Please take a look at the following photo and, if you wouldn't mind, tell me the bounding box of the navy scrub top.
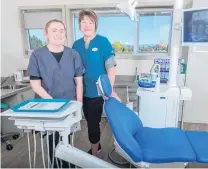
[27,46,84,100]
[72,34,115,98]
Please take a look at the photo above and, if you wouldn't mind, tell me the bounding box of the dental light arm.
[55,143,117,168]
[128,0,138,8]
[116,0,138,21]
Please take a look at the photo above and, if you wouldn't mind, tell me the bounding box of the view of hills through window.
[138,12,171,53]
[27,12,171,54]
[28,29,47,50]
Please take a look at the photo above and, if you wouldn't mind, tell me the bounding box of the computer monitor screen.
[182,8,208,45]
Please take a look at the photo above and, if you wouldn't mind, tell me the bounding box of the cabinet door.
[16,89,34,103]
[22,89,34,100]
[138,93,167,128]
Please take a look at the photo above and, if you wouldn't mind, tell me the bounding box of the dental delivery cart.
[1,98,116,168]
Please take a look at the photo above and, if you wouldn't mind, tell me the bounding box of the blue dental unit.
[2,74,208,169]
[98,74,208,167]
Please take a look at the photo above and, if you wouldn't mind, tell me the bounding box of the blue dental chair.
[97,74,208,167]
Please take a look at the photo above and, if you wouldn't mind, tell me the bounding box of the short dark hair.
[79,9,98,30]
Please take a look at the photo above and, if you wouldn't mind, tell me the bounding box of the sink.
[14,84,28,89]
[1,84,28,90]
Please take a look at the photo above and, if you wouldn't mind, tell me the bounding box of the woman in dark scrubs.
[28,19,84,168]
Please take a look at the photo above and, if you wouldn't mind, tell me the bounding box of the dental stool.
[1,103,20,151]
[97,74,208,168]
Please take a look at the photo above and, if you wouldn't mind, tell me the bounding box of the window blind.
[23,10,63,29]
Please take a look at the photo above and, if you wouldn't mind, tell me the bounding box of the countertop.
[1,81,136,99]
[1,83,31,99]
[114,81,137,88]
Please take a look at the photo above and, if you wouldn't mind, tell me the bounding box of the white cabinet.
[137,74,186,128]
[138,91,167,128]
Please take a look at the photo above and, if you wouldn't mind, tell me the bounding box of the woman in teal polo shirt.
[72,9,120,156]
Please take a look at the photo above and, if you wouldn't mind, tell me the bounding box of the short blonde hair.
[78,9,98,30]
[45,19,66,32]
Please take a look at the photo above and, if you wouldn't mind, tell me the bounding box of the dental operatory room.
[1,0,208,168]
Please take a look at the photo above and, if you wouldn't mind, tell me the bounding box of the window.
[138,11,172,53]
[74,15,134,54]
[21,7,172,57]
[28,29,47,50]
[72,9,172,56]
[21,9,64,55]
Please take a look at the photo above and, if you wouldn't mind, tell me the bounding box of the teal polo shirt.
[72,34,115,98]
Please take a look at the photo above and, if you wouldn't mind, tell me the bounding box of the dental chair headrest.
[97,74,112,98]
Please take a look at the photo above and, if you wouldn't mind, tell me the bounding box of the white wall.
[192,0,208,7]
[116,59,154,75]
[1,0,26,76]
[1,0,173,77]
[183,0,208,123]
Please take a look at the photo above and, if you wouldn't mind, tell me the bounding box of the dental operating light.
[116,0,139,21]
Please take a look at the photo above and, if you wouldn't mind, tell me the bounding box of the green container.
[181,63,186,74]
[1,103,8,109]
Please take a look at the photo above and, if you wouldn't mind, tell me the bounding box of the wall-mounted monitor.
[182,7,208,46]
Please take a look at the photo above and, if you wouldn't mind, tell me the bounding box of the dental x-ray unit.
[135,0,193,128]
[116,0,192,128]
